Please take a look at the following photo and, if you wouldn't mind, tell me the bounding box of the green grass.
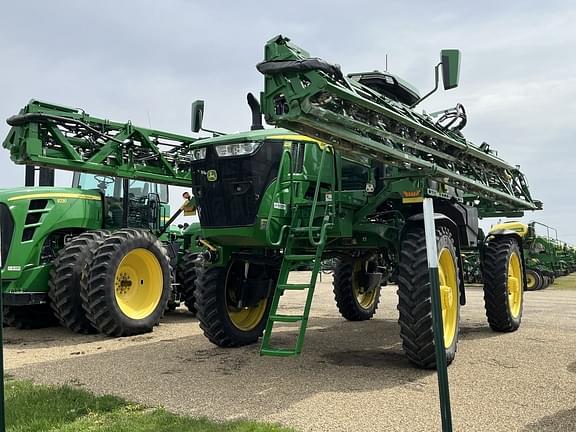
[5,380,295,432]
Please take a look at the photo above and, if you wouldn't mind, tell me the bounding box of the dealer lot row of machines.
[1,35,540,367]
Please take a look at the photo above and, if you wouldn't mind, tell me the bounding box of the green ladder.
[260,208,332,357]
[260,144,336,357]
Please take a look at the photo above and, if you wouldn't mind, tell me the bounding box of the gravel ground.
[5,273,576,431]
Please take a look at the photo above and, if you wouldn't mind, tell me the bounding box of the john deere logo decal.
[207,169,218,182]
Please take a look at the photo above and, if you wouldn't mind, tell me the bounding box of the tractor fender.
[403,213,466,306]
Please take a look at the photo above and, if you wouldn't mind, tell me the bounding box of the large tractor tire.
[482,236,523,332]
[397,226,460,369]
[82,229,172,337]
[525,269,542,291]
[195,261,274,347]
[333,256,381,321]
[3,304,57,329]
[48,230,109,333]
[177,251,199,314]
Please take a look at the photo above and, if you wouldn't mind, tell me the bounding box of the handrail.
[266,148,294,246]
[307,145,335,246]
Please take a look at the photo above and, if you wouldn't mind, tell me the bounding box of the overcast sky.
[1,1,574,241]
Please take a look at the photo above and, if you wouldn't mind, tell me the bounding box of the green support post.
[423,198,453,432]
[0,257,5,432]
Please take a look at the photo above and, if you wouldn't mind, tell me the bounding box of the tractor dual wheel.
[195,261,274,347]
[48,230,109,333]
[525,269,543,291]
[397,226,460,369]
[333,256,382,321]
[82,228,172,337]
[177,251,199,314]
[3,304,57,329]
[482,236,523,332]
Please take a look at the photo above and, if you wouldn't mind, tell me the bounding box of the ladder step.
[284,254,315,261]
[270,314,303,323]
[278,283,310,291]
[260,348,298,357]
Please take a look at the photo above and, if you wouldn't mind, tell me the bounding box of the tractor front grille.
[0,203,14,268]
[191,141,284,228]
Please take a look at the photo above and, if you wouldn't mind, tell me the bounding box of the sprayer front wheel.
[195,262,274,347]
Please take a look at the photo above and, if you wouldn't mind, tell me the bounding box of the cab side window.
[341,158,369,190]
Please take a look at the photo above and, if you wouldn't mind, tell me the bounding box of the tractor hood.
[0,186,101,204]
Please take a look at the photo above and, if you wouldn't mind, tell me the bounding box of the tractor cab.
[72,173,169,230]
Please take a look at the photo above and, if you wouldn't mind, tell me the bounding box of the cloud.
[0,0,574,241]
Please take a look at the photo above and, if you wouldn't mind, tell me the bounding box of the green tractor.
[1,102,201,335]
[487,221,571,290]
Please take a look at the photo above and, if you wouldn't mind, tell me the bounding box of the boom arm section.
[3,100,197,187]
[257,36,541,215]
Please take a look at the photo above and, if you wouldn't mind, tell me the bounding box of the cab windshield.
[72,173,169,203]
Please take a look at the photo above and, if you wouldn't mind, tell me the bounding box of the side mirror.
[147,192,159,209]
[440,49,460,90]
[191,100,205,133]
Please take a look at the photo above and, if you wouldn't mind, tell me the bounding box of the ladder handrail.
[266,148,294,246]
[307,145,335,246]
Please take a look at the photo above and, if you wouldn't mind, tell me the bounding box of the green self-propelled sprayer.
[1,36,541,368]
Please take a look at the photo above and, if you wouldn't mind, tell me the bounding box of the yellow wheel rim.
[114,248,163,320]
[526,272,537,290]
[438,248,458,348]
[352,260,379,310]
[226,264,268,331]
[508,252,523,318]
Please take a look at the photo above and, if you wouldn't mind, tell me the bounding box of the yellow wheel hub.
[114,248,163,320]
[226,264,267,332]
[352,260,379,310]
[438,248,458,348]
[526,272,536,290]
[507,252,523,318]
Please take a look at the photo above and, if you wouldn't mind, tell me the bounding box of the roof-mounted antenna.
[385,54,388,72]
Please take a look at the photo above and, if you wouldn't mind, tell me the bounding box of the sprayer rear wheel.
[397,226,460,369]
[333,257,381,321]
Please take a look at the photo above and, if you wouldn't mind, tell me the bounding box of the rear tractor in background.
[1,102,202,336]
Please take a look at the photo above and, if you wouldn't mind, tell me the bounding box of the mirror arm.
[200,127,226,137]
[193,106,226,137]
[410,62,441,109]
